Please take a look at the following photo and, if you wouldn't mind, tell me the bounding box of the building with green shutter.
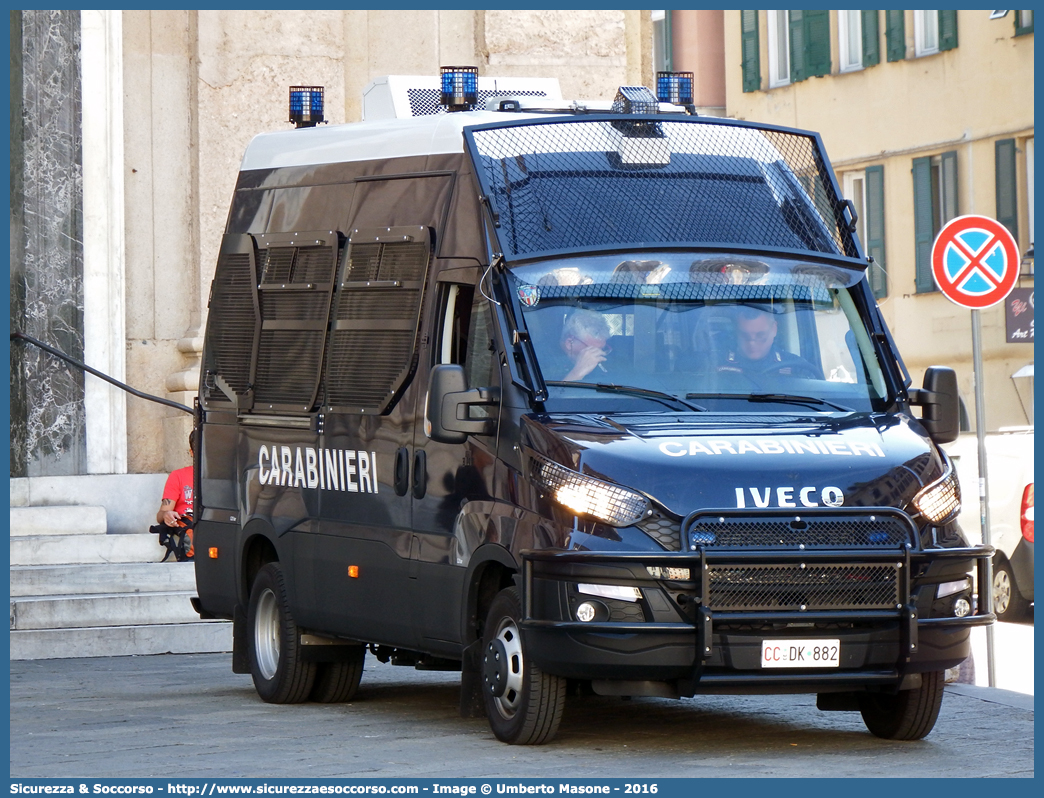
[716,10,1034,429]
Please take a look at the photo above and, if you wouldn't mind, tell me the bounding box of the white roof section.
[362,74,563,121]
[239,109,566,172]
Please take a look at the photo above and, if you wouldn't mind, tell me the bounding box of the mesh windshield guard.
[464,116,861,263]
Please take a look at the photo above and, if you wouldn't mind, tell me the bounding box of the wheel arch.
[461,544,519,645]
[240,521,280,607]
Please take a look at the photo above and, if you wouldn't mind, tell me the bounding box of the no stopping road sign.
[932,215,1020,309]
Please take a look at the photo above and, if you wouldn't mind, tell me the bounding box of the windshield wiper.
[547,381,706,412]
[684,392,854,413]
[747,393,855,413]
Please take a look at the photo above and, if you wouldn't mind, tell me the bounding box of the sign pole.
[970,309,996,688]
[930,214,1019,691]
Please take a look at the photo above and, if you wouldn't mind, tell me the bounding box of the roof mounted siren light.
[440,66,478,112]
[656,71,697,115]
[289,86,325,129]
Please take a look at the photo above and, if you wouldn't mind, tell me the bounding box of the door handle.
[412,449,427,499]
[394,446,409,496]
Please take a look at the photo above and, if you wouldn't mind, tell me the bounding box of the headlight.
[911,455,961,524]
[532,455,649,527]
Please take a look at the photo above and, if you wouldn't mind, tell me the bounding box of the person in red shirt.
[156,431,194,527]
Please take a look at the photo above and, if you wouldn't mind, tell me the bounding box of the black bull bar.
[520,543,995,663]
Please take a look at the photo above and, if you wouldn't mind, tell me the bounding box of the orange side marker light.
[208,547,219,559]
[348,565,360,578]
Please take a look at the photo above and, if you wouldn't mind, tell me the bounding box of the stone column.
[10,10,87,477]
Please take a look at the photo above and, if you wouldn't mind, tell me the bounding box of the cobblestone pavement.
[9,653,1034,779]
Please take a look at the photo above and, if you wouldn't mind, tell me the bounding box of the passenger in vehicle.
[717,306,821,379]
[558,308,612,381]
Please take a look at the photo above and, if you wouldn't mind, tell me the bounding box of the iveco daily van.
[191,71,993,744]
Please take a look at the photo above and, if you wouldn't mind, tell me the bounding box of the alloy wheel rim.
[993,569,1012,614]
[254,587,281,680]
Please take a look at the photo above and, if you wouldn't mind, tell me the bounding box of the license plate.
[761,639,840,668]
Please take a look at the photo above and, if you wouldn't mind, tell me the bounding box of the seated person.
[552,308,612,382]
[717,306,821,379]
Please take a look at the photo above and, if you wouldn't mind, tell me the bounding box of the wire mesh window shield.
[465,116,860,263]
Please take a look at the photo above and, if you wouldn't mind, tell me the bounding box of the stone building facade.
[10,9,654,486]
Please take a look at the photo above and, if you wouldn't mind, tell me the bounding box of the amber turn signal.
[348,565,359,578]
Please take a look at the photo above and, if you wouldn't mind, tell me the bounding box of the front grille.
[685,513,915,550]
[708,563,900,612]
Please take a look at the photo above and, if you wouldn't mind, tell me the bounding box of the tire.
[993,557,1031,622]
[310,647,366,703]
[247,562,316,703]
[481,587,566,745]
[859,670,945,740]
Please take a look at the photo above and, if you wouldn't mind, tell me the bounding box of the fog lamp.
[953,597,972,618]
[911,458,961,524]
[289,86,324,128]
[576,602,597,622]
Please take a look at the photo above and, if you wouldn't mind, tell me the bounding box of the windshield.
[508,252,892,415]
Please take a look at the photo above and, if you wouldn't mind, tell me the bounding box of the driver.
[718,306,820,378]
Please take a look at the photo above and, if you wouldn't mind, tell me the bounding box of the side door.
[308,225,433,647]
[409,278,502,650]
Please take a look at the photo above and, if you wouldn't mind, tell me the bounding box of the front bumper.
[521,524,993,695]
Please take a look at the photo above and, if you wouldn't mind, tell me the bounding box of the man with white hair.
[558,308,611,381]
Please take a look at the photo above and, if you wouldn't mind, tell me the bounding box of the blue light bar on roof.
[289,86,325,128]
[656,71,694,106]
[440,66,478,111]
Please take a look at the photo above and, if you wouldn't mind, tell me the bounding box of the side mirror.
[426,364,499,444]
[910,366,960,444]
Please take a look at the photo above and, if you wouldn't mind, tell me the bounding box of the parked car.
[948,427,1034,621]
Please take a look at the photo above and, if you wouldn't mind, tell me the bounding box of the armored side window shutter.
[912,156,936,293]
[789,10,807,83]
[862,10,881,68]
[938,10,958,52]
[324,226,432,414]
[741,10,761,93]
[886,10,906,62]
[803,9,831,78]
[252,231,341,413]
[995,138,1019,241]
[865,165,887,298]
[201,233,260,409]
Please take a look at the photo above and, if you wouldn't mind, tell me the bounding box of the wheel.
[859,670,945,740]
[993,557,1031,622]
[481,587,566,745]
[310,647,366,703]
[247,562,316,703]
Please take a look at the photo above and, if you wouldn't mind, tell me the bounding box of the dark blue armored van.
[192,72,993,744]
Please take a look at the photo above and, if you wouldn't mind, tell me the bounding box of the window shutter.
[938,10,958,51]
[912,157,936,293]
[251,231,341,413]
[741,10,761,93]
[789,10,807,82]
[865,165,887,298]
[862,10,880,67]
[324,226,432,414]
[941,150,959,222]
[1014,11,1034,36]
[995,138,1019,241]
[803,9,831,77]
[886,10,906,62]
[201,234,260,409]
